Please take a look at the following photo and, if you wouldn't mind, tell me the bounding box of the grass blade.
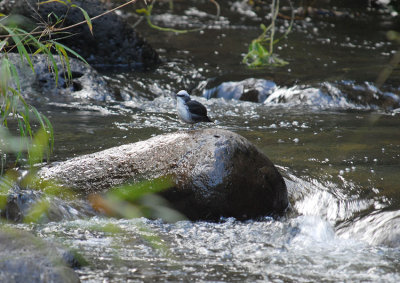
[0,24,35,73]
[15,28,60,85]
[71,5,93,35]
[8,61,21,93]
[52,41,88,64]
[54,42,71,81]
[39,0,67,5]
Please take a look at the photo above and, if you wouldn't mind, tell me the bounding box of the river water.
[6,1,400,282]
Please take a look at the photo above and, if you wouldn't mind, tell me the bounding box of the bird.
[176,90,212,125]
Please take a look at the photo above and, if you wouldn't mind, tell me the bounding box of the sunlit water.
[11,216,400,282]
[5,1,400,282]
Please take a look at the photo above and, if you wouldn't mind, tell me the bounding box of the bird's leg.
[186,124,194,131]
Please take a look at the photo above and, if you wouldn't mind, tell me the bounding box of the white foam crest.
[230,0,258,18]
[15,216,400,282]
[47,102,119,116]
[337,210,400,247]
[264,85,363,109]
[289,215,336,246]
[284,172,373,225]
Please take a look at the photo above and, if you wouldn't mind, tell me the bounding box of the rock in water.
[39,129,288,220]
[5,53,113,101]
[0,229,80,283]
[0,0,160,68]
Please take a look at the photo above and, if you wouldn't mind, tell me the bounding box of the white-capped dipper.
[176,90,212,124]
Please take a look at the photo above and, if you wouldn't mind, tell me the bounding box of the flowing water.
[5,1,400,282]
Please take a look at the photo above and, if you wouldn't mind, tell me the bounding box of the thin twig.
[269,0,277,55]
[53,0,139,32]
[210,0,220,19]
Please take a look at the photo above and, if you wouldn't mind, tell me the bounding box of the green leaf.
[260,23,267,32]
[248,41,257,52]
[109,175,175,202]
[52,41,88,65]
[9,61,21,93]
[16,118,28,163]
[41,115,54,158]
[0,173,16,209]
[0,94,13,126]
[30,106,47,134]
[136,8,150,16]
[71,5,93,35]
[20,106,33,138]
[0,25,35,73]
[28,128,51,166]
[14,28,60,85]
[0,57,11,95]
[32,42,50,56]
[24,199,50,223]
[30,106,54,161]
[0,40,7,52]
[54,42,72,81]
[254,42,267,56]
[39,0,67,5]
[0,126,28,154]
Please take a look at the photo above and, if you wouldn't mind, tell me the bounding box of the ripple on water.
[11,216,400,282]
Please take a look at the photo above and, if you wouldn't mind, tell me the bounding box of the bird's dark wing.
[186,100,208,116]
[187,100,212,122]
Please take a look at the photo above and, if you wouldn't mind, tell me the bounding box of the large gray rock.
[0,0,160,68]
[0,228,80,283]
[38,129,288,220]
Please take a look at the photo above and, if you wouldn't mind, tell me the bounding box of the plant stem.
[269,0,276,55]
[53,0,138,32]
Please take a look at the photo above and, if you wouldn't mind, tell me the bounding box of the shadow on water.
[5,0,400,282]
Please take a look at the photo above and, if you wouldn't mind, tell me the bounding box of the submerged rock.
[0,228,80,283]
[0,0,160,68]
[38,129,288,220]
[5,53,113,101]
[0,184,96,223]
[203,78,276,103]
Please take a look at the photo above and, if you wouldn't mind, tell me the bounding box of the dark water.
[6,1,400,282]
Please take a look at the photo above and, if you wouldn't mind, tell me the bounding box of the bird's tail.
[205,116,213,122]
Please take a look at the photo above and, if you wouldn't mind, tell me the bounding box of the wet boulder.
[6,53,113,101]
[0,228,80,283]
[0,184,96,223]
[203,78,276,103]
[0,0,160,68]
[322,81,400,110]
[38,129,288,220]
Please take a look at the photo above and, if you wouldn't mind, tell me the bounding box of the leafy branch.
[0,25,57,166]
[0,0,146,171]
[243,0,294,68]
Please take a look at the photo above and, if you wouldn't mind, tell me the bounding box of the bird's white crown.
[177,90,190,99]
